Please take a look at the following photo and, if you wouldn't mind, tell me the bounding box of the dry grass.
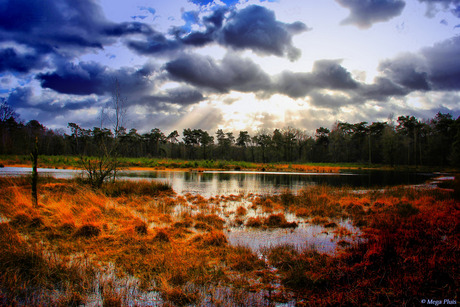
[0,175,457,306]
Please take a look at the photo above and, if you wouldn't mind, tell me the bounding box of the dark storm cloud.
[163,52,412,107]
[5,87,33,109]
[203,6,228,28]
[173,7,230,47]
[164,52,412,105]
[0,48,47,73]
[274,60,359,98]
[140,87,205,109]
[165,53,272,93]
[5,86,96,114]
[274,71,315,98]
[128,5,307,61]
[336,0,406,29]
[180,31,216,46]
[219,5,308,60]
[379,54,430,90]
[104,22,153,36]
[164,87,205,105]
[358,77,409,101]
[37,61,156,97]
[37,62,106,95]
[379,36,460,91]
[169,7,228,47]
[127,32,180,55]
[0,0,153,61]
[312,60,359,90]
[421,35,460,90]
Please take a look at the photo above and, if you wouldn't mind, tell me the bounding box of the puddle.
[226,219,359,255]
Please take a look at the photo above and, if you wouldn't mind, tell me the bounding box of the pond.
[0,166,435,196]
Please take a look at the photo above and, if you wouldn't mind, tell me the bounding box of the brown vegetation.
[0,175,457,306]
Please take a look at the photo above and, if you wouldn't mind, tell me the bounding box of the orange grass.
[0,176,457,306]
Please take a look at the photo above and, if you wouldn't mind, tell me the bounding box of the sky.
[1,0,460,136]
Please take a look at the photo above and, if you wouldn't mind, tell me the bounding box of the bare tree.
[0,98,18,121]
[111,78,127,138]
[75,79,127,188]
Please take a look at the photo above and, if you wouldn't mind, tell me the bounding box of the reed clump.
[227,246,265,272]
[193,213,225,230]
[193,230,228,247]
[245,213,297,228]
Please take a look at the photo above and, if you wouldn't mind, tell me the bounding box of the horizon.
[1,0,459,136]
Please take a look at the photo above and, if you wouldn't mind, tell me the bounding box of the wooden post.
[31,136,38,207]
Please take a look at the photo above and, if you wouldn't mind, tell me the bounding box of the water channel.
[0,166,436,196]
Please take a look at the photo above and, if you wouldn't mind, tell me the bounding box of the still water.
[0,166,435,196]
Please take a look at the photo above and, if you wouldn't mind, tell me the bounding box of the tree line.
[1,100,459,167]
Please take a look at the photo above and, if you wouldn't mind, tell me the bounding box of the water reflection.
[0,167,434,196]
[120,170,434,196]
[227,220,359,255]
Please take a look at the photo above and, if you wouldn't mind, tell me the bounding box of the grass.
[0,175,457,305]
[0,154,401,172]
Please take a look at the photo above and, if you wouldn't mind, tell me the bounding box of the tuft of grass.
[101,179,173,197]
[235,205,247,216]
[193,213,225,230]
[160,286,199,306]
[134,222,148,235]
[74,224,101,238]
[324,221,338,228]
[245,216,263,228]
[265,213,297,228]
[395,202,420,218]
[153,228,171,243]
[227,246,265,272]
[10,212,43,229]
[246,213,298,228]
[193,230,228,247]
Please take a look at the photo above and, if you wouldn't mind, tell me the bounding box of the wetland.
[0,165,457,306]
